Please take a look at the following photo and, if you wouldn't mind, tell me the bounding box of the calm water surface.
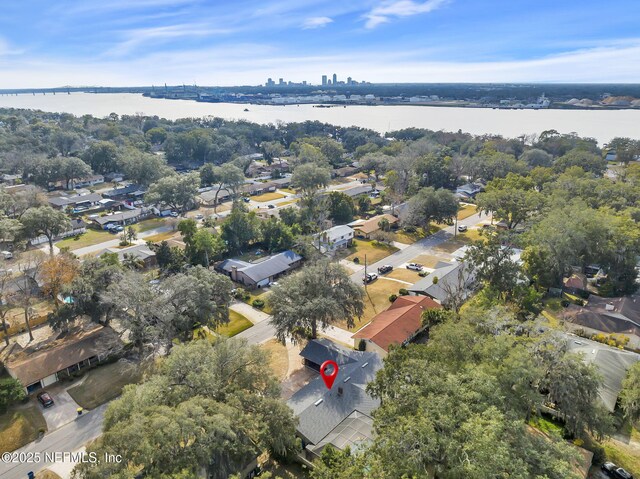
[1,92,638,145]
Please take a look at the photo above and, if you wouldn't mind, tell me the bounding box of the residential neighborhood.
[0,108,638,479]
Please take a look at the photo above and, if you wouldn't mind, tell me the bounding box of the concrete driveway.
[39,388,81,431]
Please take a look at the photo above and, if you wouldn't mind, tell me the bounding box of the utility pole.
[364,254,367,289]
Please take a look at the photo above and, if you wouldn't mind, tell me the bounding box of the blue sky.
[1,0,640,87]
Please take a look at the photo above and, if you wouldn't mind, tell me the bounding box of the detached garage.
[1,326,123,394]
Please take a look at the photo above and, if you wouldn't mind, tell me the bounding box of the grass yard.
[385,268,422,283]
[144,231,177,243]
[335,279,402,330]
[457,204,478,220]
[252,192,286,202]
[216,310,253,337]
[67,361,142,410]
[434,228,484,253]
[344,239,399,265]
[528,415,564,438]
[0,404,47,452]
[279,188,296,194]
[36,471,62,479]
[409,254,449,269]
[277,199,299,207]
[133,217,166,233]
[392,228,427,245]
[603,440,640,477]
[55,229,113,250]
[261,339,289,381]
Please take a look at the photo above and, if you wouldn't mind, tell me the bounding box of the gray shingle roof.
[220,250,301,283]
[92,208,142,225]
[409,261,474,302]
[48,193,103,207]
[288,340,383,446]
[299,338,361,367]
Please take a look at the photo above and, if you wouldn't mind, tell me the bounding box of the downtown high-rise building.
[332,73,337,85]
[322,75,327,86]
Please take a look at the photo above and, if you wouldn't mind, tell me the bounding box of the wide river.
[1,92,638,145]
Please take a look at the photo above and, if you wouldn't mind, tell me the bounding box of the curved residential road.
[0,403,108,479]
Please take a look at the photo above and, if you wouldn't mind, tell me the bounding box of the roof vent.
[361,362,369,368]
[605,303,615,311]
[337,387,343,396]
[343,376,351,383]
[314,398,324,406]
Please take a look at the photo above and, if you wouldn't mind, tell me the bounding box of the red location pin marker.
[320,360,339,390]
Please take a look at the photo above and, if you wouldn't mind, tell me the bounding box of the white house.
[315,225,354,253]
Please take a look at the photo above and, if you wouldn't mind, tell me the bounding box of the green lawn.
[457,204,478,220]
[528,415,564,438]
[261,339,289,381]
[133,217,167,233]
[335,278,404,331]
[344,239,399,265]
[434,228,484,253]
[604,440,640,477]
[145,231,177,243]
[0,404,47,452]
[215,310,253,337]
[67,361,142,409]
[252,192,286,202]
[55,229,114,250]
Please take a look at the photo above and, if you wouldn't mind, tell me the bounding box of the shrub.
[399,288,409,296]
[418,271,428,277]
[353,257,360,264]
[388,294,398,302]
[252,299,265,309]
[561,300,570,307]
[357,339,366,351]
[234,288,247,300]
[432,276,439,285]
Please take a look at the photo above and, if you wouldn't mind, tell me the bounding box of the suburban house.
[29,218,87,246]
[98,244,157,269]
[562,273,590,296]
[314,225,354,253]
[48,193,104,211]
[241,179,291,196]
[0,173,20,185]
[103,184,146,200]
[334,166,359,177]
[198,187,232,206]
[342,184,373,198]
[216,250,303,289]
[1,325,123,394]
[408,261,476,304]
[566,336,640,412]
[91,208,148,229]
[349,214,398,239]
[288,339,383,464]
[455,182,484,200]
[104,172,124,183]
[71,174,105,189]
[352,295,442,357]
[561,293,640,349]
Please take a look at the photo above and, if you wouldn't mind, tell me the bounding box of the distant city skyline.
[1,1,640,88]
[268,73,365,87]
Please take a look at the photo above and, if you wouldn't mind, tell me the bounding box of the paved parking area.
[39,387,81,431]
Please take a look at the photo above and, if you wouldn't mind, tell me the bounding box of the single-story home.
[352,295,442,357]
[314,225,354,253]
[48,193,104,210]
[288,339,383,463]
[341,184,373,198]
[0,173,21,185]
[198,188,232,206]
[349,214,398,239]
[334,166,360,177]
[561,293,640,349]
[103,184,146,200]
[104,172,124,183]
[216,250,302,289]
[408,261,476,305]
[566,335,640,412]
[29,219,87,246]
[455,182,484,200]
[98,244,157,269]
[91,208,148,229]
[72,174,105,189]
[562,273,589,296]
[1,325,123,394]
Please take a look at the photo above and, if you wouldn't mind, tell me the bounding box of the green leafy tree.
[260,217,294,253]
[554,148,607,175]
[221,203,261,254]
[327,192,355,224]
[269,260,364,341]
[146,172,200,214]
[73,339,298,479]
[620,362,640,423]
[209,163,245,213]
[402,187,458,229]
[476,173,543,229]
[291,163,331,207]
[82,141,119,174]
[190,229,226,266]
[118,148,171,186]
[21,205,70,255]
[0,377,26,414]
[61,157,93,190]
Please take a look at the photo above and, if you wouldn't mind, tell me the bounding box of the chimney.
[231,266,238,281]
[337,387,343,396]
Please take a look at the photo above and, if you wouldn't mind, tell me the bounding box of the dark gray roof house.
[91,208,146,228]
[48,193,103,209]
[288,339,384,462]
[217,250,302,288]
[408,261,476,304]
[103,184,146,199]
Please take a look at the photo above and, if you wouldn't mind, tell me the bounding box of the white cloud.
[364,0,448,29]
[302,17,333,29]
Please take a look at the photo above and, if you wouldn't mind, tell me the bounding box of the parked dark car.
[378,265,393,274]
[602,462,634,479]
[267,204,275,209]
[37,391,54,408]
